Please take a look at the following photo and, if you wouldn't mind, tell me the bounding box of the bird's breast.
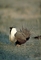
[9,35,16,42]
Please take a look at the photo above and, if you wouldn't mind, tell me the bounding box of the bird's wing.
[20,28,30,38]
[15,31,26,43]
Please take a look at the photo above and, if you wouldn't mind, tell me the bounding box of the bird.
[9,27,30,45]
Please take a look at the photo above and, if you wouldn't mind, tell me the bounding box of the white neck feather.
[9,28,17,42]
[11,28,17,37]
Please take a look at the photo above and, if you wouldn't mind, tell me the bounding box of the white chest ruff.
[9,35,15,42]
[9,28,17,42]
[9,35,17,43]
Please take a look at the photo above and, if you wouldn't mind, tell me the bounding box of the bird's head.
[10,27,13,33]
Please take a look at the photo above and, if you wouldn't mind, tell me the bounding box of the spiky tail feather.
[33,35,41,39]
